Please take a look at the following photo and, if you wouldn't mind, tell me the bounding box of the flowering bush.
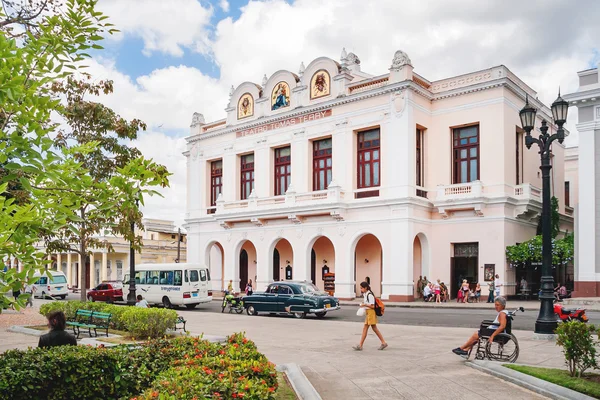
[0,334,279,400]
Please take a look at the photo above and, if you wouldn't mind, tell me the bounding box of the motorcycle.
[221,293,244,314]
[554,302,588,323]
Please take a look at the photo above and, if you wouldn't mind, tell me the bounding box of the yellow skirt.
[365,309,378,325]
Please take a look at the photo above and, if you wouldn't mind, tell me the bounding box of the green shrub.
[39,301,155,332]
[0,334,278,400]
[121,307,177,338]
[555,321,598,377]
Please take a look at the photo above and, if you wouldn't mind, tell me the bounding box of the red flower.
[232,394,237,398]
[244,385,249,391]
[268,387,275,392]
[151,391,159,398]
[233,343,239,348]
[242,338,248,344]
[252,367,262,373]
[219,350,226,355]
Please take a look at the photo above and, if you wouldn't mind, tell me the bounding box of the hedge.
[0,333,278,400]
[39,301,177,337]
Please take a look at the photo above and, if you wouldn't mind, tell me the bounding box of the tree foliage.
[0,0,168,307]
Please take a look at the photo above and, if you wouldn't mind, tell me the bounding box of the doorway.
[311,249,316,284]
[273,249,280,281]
[239,250,248,292]
[450,243,479,299]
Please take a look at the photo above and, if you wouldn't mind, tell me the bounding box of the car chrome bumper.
[309,305,341,313]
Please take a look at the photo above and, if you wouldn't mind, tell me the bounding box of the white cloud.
[98,0,213,57]
[219,0,230,12]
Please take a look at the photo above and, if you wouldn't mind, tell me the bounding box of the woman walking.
[353,282,388,351]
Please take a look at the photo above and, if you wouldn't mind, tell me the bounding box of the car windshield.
[299,282,325,294]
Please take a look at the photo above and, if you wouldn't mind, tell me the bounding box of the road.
[187,299,600,331]
[46,294,600,331]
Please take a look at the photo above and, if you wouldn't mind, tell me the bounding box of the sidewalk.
[340,298,543,311]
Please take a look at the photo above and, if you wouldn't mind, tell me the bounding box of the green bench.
[173,315,186,332]
[66,309,112,339]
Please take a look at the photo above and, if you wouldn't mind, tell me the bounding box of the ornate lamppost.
[519,92,569,335]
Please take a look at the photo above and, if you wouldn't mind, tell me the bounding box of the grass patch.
[505,364,600,398]
[275,372,297,400]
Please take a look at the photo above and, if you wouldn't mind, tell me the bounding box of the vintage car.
[243,281,340,319]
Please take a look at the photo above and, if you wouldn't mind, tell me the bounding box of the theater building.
[184,49,573,300]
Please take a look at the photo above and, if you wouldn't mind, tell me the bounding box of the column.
[223,242,237,290]
[101,251,108,282]
[89,253,95,285]
[292,237,310,282]
[255,241,270,292]
[383,220,413,301]
[291,139,309,193]
[254,146,270,197]
[575,123,598,296]
[332,236,355,299]
[57,254,62,274]
[47,254,52,270]
[67,253,72,286]
[222,153,237,201]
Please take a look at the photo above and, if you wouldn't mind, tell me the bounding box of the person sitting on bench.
[38,311,77,348]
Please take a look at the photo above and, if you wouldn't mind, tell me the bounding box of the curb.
[466,360,595,400]
[338,301,541,311]
[7,325,45,336]
[277,363,321,400]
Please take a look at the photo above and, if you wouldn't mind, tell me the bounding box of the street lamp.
[519,92,568,335]
[127,198,140,306]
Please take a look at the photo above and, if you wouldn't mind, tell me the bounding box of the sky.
[84,0,600,229]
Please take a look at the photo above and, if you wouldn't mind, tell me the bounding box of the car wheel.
[315,312,327,318]
[246,305,258,316]
[87,295,94,302]
[185,304,197,310]
[60,295,67,300]
[162,296,172,309]
[294,312,307,319]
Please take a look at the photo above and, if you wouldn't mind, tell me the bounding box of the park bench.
[173,315,187,332]
[66,309,112,339]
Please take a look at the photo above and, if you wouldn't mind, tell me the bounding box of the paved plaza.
[1,302,571,399]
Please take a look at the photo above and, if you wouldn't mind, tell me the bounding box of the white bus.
[123,263,212,309]
[33,270,69,299]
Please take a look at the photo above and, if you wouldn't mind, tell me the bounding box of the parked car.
[33,270,68,299]
[243,281,340,319]
[87,281,123,302]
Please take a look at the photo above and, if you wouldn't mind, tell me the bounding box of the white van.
[123,263,212,309]
[33,270,69,299]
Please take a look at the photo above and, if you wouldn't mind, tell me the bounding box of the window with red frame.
[565,181,570,207]
[357,128,380,189]
[313,138,332,191]
[274,146,291,196]
[210,160,222,209]
[240,154,254,200]
[453,125,479,184]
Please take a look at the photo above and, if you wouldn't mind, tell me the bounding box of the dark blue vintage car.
[243,281,340,319]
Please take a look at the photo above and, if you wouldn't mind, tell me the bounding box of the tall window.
[240,154,254,200]
[274,146,291,196]
[313,138,332,191]
[210,160,222,210]
[452,125,479,184]
[416,128,425,197]
[516,132,523,184]
[565,181,570,207]
[357,128,380,189]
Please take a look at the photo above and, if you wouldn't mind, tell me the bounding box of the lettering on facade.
[236,109,332,138]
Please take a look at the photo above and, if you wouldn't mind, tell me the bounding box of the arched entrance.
[238,241,257,292]
[207,242,225,291]
[310,236,335,293]
[272,238,293,281]
[354,234,383,297]
[413,233,430,299]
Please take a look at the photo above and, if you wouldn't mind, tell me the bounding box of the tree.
[0,0,116,310]
[536,195,560,239]
[43,76,170,301]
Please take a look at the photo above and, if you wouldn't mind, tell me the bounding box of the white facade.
[185,50,573,300]
[565,64,600,296]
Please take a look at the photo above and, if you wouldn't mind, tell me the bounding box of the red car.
[87,282,124,302]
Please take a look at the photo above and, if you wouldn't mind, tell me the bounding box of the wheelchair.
[467,307,524,363]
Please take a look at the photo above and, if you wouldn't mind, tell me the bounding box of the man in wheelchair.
[452,296,509,357]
